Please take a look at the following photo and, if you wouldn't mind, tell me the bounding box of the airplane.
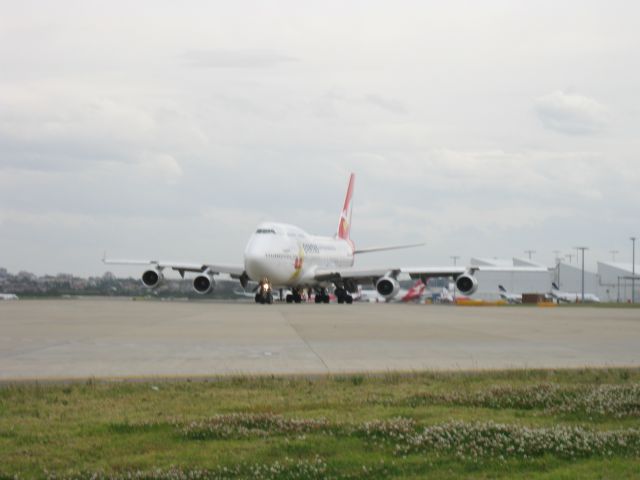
[439,283,471,304]
[550,282,601,303]
[103,173,480,304]
[498,285,522,304]
[358,279,427,303]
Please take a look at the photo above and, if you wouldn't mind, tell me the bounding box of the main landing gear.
[334,287,353,304]
[286,287,303,304]
[254,278,273,304]
[314,288,331,304]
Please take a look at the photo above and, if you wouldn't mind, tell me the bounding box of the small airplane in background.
[358,279,426,303]
[439,283,471,304]
[550,282,601,303]
[498,285,522,304]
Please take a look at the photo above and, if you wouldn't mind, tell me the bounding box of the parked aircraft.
[550,282,601,303]
[358,279,426,303]
[438,283,471,303]
[104,174,480,304]
[498,285,522,304]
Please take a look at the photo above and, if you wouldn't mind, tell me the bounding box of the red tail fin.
[337,173,355,240]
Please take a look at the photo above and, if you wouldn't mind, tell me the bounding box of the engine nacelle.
[141,269,164,289]
[376,276,401,299]
[193,274,215,294]
[455,273,478,295]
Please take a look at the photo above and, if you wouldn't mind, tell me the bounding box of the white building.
[597,262,640,303]
[469,258,552,300]
[550,262,599,298]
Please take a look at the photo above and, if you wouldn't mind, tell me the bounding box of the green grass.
[1,369,640,479]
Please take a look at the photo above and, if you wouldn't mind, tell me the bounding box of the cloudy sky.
[1,0,638,277]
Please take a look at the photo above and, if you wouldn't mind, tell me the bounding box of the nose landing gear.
[255,278,274,304]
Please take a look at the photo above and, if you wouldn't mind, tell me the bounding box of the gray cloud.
[1,1,639,276]
[535,91,608,135]
[364,94,407,114]
[180,49,298,69]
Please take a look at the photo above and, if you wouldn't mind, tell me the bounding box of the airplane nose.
[244,244,271,280]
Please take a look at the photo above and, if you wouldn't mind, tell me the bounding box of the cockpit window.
[255,228,276,234]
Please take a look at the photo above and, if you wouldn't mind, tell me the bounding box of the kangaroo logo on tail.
[337,173,355,242]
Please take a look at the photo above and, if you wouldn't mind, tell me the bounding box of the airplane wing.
[102,256,246,279]
[353,243,425,254]
[314,266,469,286]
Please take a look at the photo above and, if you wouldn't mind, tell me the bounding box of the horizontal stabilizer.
[354,243,424,254]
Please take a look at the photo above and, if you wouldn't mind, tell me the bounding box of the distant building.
[597,262,640,303]
[551,262,599,297]
[469,258,551,300]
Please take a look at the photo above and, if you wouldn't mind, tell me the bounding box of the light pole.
[565,253,574,264]
[632,237,637,303]
[610,250,619,262]
[553,250,561,286]
[575,246,588,302]
[524,250,536,260]
[450,256,460,303]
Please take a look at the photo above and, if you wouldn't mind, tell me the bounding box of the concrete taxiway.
[1,299,639,381]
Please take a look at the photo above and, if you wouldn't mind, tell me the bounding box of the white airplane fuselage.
[551,291,600,303]
[243,222,354,287]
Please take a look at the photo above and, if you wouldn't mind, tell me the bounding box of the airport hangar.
[436,257,640,301]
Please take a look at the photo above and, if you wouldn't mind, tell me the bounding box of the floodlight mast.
[575,246,588,302]
[632,237,637,304]
[450,256,460,303]
[553,250,561,286]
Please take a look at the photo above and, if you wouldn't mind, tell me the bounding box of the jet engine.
[455,273,478,295]
[141,269,163,288]
[193,274,215,294]
[376,276,401,299]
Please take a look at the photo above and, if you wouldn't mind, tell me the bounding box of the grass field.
[1,369,640,479]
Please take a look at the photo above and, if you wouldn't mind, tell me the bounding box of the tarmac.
[1,298,639,381]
